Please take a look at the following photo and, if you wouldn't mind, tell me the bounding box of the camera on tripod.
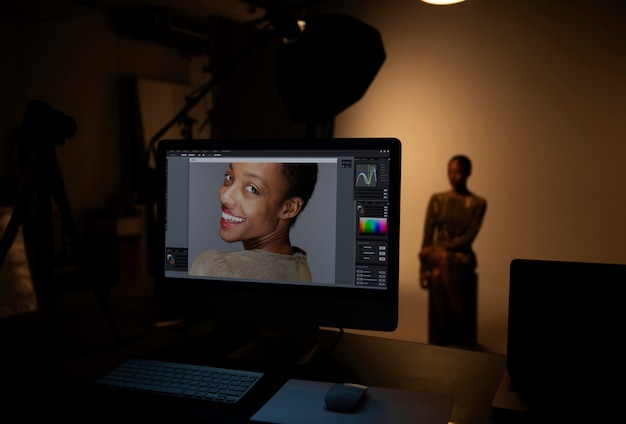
[19,100,77,150]
[0,100,121,349]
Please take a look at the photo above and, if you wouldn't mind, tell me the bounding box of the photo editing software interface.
[162,144,395,290]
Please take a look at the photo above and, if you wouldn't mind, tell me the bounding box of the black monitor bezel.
[154,137,401,332]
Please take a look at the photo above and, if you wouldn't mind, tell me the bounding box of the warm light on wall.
[421,0,466,5]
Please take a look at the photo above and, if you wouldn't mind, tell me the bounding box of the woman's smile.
[220,207,246,227]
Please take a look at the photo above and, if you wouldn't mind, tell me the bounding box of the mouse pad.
[251,379,453,424]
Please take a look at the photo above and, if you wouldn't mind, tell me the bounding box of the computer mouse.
[324,382,368,412]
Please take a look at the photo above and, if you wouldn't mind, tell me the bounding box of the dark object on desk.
[324,382,368,412]
[253,378,453,424]
[492,259,626,420]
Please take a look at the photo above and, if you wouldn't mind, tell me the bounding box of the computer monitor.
[154,137,401,364]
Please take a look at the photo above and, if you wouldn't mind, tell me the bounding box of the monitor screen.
[154,138,401,357]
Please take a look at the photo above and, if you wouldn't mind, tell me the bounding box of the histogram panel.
[355,164,378,187]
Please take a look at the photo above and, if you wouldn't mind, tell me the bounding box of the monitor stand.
[226,325,320,366]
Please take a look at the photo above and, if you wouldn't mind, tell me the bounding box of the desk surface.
[1,299,506,424]
[319,331,506,424]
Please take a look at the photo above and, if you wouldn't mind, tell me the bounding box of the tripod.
[0,103,121,355]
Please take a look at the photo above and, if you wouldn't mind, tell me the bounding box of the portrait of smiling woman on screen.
[189,162,319,283]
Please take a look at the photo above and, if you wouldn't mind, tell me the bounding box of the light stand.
[143,21,279,169]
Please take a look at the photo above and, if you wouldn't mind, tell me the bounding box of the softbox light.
[276,13,386,124]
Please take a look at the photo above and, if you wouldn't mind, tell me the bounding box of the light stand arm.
[143,23,278,169]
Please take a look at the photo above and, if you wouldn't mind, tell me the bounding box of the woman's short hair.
[449,155,472,176]
[281,163,318,211]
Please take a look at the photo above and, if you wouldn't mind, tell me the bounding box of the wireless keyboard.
[96,358,264,404]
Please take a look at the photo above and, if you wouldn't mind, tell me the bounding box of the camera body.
[20,101,77,149]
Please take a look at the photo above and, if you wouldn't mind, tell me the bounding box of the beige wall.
[312,0,626,353]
